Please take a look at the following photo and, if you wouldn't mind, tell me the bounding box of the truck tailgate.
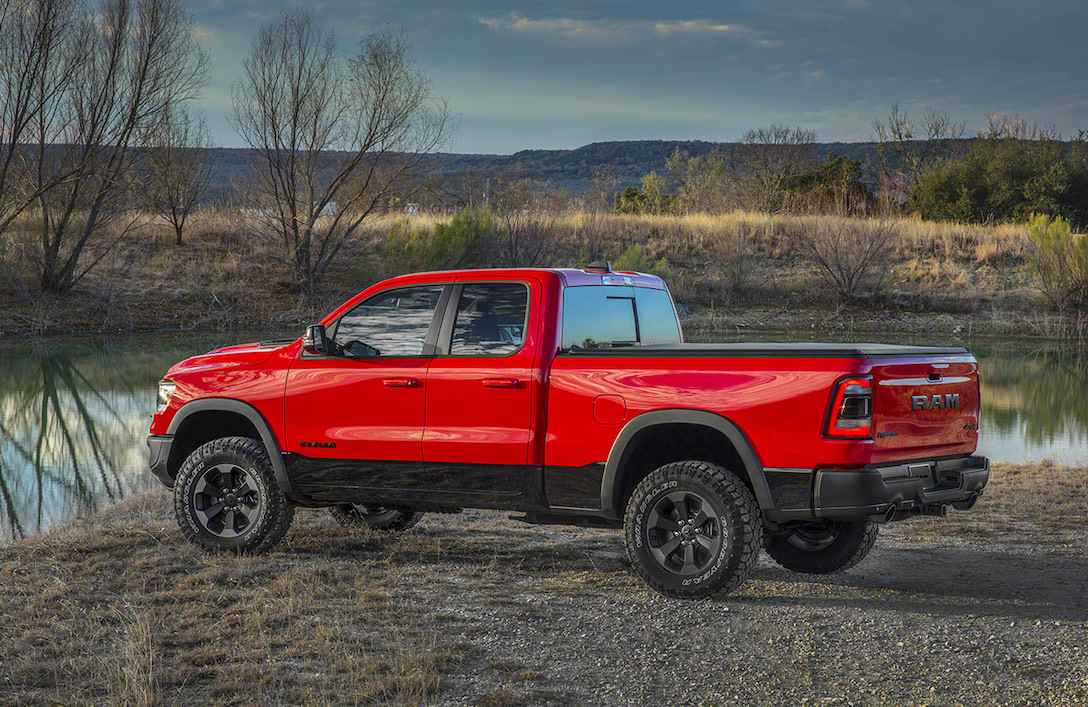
[871,355,980,461]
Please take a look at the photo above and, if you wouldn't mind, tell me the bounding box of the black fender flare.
[599,409,773,518]
[167,398,302,502]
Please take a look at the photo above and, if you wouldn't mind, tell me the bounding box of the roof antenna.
[585,260,612,273]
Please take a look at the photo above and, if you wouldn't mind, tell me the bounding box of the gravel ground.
[395,509,1088,707]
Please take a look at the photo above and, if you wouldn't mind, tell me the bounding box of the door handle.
[383,377,420,388]
[483,378,520,389]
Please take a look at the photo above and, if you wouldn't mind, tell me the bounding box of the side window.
[331,285,445,358]
[449,283,529,357]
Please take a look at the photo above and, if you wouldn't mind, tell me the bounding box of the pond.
[1,329,1085,543]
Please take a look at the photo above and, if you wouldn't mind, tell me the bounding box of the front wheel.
[330,504,423,532]
[624,461,763,599]
[766,520,878,574]
[174,436,294,553]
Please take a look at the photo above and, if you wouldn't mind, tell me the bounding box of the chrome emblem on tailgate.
[911,394,959,411]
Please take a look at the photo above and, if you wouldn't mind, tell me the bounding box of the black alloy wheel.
[624,460,762,599]
[646,490,724,577]
[174,436,294,553]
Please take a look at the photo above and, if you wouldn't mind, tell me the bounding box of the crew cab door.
[422,279,539,505]
[283,284,448,502]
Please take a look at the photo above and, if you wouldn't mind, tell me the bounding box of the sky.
[190,0,1088,155]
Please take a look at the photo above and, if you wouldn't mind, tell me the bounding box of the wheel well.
[612,423,751,515]
[167,410,262,480]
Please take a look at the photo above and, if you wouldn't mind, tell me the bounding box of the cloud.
[479,14,773,46]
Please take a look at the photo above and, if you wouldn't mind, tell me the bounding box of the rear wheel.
[330,504,423,532]
[624,460,762,599]
[174,436,294,553]
[766,520,878,574]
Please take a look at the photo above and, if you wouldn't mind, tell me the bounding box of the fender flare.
[167,398,301,502]
[600,409,774,518]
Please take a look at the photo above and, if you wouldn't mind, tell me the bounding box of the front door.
[283,284,447,503]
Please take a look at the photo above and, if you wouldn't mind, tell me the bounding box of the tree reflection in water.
[980,346,1088,446]
[0,341,198,543]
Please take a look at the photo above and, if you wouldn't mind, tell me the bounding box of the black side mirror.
[302,325,329,355]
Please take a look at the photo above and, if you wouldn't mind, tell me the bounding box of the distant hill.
[203,139,970,201]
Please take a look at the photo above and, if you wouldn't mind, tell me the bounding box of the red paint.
[150,268,980,486]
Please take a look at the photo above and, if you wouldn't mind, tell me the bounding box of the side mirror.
[302,324,329,355]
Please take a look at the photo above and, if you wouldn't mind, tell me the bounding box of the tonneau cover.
[565,343,971,358]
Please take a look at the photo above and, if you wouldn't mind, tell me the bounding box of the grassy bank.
[0,462,1085,705]
[1,209,1084,340]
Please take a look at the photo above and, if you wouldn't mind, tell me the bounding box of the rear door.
[422,279,539,505]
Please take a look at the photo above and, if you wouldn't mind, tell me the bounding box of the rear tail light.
[826,376,872,439]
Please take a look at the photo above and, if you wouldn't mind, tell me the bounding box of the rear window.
[561,286,681,349]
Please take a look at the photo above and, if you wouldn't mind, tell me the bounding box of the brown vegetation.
[0,205,1084,339]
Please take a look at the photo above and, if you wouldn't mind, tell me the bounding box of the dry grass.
[0,205,1070,335]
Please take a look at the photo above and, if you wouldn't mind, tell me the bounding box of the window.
[449,283,529,357]
[561,285,681,350]
[331,285,445,357]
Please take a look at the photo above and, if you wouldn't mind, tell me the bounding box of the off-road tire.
[767,520,878,574]
[174,436,294,553]
[624,460,763,599]
[330,504,423,532]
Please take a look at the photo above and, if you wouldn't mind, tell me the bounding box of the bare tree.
[20,0,208,293]
[580,165,616,260]
[734,124,818,212]
[982,113,1062,141]
[489,171,567,267]
[871,103,966,205]
[144,107,213,245]
[232,10,453,292]
[0,0,83,236]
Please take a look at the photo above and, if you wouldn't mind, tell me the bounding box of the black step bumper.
[812,455,989,522]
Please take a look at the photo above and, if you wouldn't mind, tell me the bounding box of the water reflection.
[975,344,1088,464]
[0,333,282,544]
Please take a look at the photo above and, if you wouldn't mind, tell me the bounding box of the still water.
[1,330,1085,543]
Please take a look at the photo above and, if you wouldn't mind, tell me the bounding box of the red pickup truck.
[148,265,989,598]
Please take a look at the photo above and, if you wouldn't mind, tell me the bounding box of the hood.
[165,338,296,377]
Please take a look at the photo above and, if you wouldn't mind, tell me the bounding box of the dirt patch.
[1,463,1085,705]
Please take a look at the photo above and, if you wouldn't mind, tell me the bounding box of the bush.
[388,209,497,273]
[909,139,1088,228]
[612,244,671,280]
[794,216,894,299]
[1026,213,1088,311]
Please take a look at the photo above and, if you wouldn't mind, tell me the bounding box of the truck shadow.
[742,545,1088,622]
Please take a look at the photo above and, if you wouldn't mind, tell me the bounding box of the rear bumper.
[813,455,989,522]
[147,434,174,488]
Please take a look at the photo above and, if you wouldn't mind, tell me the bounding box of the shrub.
[388,209,497,273]
[794,215,894,299]
[909,139,1088,228]
[1026,213,1088,310]
[612,244,672,280]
